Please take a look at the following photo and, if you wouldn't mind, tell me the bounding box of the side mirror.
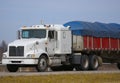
[17,30,21,39]
[48,31,54,39]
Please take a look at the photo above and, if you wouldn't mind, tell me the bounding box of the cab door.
[47,30,56,56]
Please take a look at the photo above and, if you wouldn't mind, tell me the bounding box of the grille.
[9,46,24,56]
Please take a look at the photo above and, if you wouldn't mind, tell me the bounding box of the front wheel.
[7,64,19,72]
[36,56,48,72]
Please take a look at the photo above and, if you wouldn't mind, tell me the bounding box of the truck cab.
[2,24,72,72]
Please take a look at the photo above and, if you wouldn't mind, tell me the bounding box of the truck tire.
[36,56,48,72]
[98,56,103,66]
[117,63,120,70]
[7,64,18,72]
[75,55,89,71]
[89,55,99,70]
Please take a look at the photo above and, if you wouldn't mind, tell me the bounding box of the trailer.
[2,21,120,72]
[64,21,120,70]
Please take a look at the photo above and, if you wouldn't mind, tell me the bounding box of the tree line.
[0,40,7,62]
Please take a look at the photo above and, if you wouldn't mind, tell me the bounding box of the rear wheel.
[97,56,103,66]
[7,64,19,72]
[117,63,120,70]
[36,56,48,72]
[89,55,99,70]
[75,55,89,71]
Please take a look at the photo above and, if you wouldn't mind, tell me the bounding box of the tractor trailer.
[2,21,120,72]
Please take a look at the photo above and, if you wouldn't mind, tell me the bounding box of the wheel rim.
[83,57,89,68]
[39,58,47,70]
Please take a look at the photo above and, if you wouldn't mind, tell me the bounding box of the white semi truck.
[4,21,120,72]
[2,24,79,72]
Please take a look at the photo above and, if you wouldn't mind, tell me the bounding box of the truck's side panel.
[102,38,109,49]
[73,35,83,51]
[89,36,93,49]
[93,37,101,49]
[83,36,87,49]
[83,36,93,49]
[84,36,101,50]
[111,38,118,49]
[83,36,120,50]
[119,39,120,49]
[55,30,72,54]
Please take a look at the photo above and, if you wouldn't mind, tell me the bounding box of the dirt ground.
[98,63,119,71]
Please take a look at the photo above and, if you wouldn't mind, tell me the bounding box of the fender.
[35,49,52,66]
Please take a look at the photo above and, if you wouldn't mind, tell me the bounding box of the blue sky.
[0,0,120,43]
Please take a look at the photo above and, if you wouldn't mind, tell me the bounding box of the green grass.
[0,73,120,83]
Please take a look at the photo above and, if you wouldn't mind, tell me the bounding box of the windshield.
[22,29,46,38]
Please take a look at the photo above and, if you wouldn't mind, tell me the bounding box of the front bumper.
[2,58,38,65]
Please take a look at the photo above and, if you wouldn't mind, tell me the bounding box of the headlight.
[27,54,35,58]
[3,54,7,58]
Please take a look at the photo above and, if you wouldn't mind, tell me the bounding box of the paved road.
[0,63,119,77]
[0,71,120,77]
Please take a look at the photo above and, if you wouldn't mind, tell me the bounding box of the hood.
[9,38,45,46]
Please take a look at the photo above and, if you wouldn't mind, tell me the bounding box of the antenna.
[40,20,44,25]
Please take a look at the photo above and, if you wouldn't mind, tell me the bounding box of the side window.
[48,31,54,39]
